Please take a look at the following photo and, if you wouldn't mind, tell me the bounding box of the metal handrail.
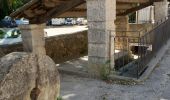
[111,16,170,78]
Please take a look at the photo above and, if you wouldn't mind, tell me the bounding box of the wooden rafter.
[30,0,85,23]
[117,2,152,16]
[10,0,166,24]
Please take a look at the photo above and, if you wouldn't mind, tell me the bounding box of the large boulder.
[0,52,60,100]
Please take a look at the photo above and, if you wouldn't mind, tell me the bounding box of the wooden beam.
[117,2,152,16]
[10,0,39,18]
[117,0,149,3]
[58,11,86,17]
[117,4,134,10]
[31,0,85,23]
[44,1,56,8]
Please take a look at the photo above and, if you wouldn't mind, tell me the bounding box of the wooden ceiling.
[10,0,164,24]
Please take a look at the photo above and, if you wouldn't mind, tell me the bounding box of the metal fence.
[111,16,170,78]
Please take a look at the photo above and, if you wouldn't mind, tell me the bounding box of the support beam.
[117,2,152,16]
[19,24,46,55]
[33,0,85,24]
[117,0,149,3]
[87,0,116,77]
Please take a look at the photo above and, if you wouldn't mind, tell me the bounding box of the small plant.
[100,60,111,81]
[0,30,5,39]
[57,96,63,100]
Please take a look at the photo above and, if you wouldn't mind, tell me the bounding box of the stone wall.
[0,30,88,64]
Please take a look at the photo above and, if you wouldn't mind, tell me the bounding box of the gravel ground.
[60,45,170,100]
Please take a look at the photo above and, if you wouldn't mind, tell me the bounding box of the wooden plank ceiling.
[10,0,164,24]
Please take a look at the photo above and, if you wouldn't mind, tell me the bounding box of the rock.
[0,52,60,100]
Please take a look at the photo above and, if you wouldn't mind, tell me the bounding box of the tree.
[0,0,30,20]
[0,0,10,20]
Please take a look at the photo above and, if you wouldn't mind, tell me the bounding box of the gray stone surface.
[60,45,170,100]
[87,0,116,76]
[0,52,60,100]
[154,0,169,22]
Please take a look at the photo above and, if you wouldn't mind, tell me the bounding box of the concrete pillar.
[154,0,169,22]
[87,0,116,77]
[19,24,46,55]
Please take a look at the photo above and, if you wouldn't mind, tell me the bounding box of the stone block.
[88,21,106,30]
[86,0,106,21]
[88,43,109,57]
[88,29,109,43]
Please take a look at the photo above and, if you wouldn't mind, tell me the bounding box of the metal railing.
[111,16,170,78]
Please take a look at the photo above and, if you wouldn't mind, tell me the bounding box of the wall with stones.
[45,30,87,63]
[0,30,88,63]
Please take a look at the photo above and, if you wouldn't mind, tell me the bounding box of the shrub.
[0,30,5,39]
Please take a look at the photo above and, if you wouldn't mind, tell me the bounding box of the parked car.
[0,16,17,28]
[0,29,22,45]
[77,18,87,25]
[65,18,76,25]
[51,18,65,26]
[46,20,52,26]
[15,18,29,25]
[6,29,21,38]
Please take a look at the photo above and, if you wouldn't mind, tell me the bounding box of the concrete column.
[87,0,116,77]
[19,24,46,55]
[154,0,169,22]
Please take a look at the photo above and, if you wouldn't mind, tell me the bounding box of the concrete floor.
[60,44,170,100]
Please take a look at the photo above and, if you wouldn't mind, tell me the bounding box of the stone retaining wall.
[0,30,88,63]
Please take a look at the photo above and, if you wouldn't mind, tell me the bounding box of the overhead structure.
[10,0,164,24]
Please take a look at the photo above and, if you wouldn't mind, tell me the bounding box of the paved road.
[60,45,170,100]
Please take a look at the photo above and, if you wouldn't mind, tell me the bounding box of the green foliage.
[0,0,30,20]
[57,96,63,100]
[0,0,10,20]
[100,60,111,81]
[0,30,5,39]
[7,29,21,38]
